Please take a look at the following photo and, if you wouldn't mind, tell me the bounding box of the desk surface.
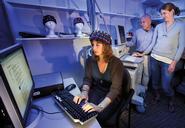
[27,78,101,128]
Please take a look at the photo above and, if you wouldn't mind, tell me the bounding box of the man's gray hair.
[141,14,151,20]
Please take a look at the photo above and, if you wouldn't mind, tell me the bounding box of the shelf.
[16,37,76,41]
[15,35,91,41]
[97,12,139,18]
[7,1,139,18]
[7,1,87,13]
[152,15,185,20]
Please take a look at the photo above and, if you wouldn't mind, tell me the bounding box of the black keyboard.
[52,90,98,125]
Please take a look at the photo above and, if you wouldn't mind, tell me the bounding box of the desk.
[27,78,101,128]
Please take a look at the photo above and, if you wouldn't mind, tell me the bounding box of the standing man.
[127,14,154,89]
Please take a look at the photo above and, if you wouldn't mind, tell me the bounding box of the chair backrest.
[121,68,131,98]
[103,68,133,128]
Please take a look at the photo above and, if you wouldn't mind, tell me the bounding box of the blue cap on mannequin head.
[73,17,84,25]
[43,15,57,25]
[89,31,112,45]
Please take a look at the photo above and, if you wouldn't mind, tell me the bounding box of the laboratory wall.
[1,0,185,85]
[0,0,14,50]
[1,0,144,86]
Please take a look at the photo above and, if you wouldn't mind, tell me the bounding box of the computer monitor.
[0,43,34,128]
[117,25,126,44]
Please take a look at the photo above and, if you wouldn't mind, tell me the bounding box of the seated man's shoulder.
[136,28,143,33]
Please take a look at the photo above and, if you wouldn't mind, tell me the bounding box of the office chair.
[102,68,134,128]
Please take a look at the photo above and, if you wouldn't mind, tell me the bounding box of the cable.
[26,104,64,128]
[39,0,44,16]
[94,0,109,34]
[26,105,43,128]
[31,105,64,115]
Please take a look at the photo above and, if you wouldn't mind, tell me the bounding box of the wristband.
[97,104,104,110]
[98,97,111,111]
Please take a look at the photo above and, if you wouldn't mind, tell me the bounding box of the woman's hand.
[73,85,89,104]
[82,97,111,113]
[82,103,103,113]
[73,91,88,104]
[168,61,176,73]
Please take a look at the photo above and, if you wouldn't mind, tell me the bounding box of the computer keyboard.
[52,90,98,125]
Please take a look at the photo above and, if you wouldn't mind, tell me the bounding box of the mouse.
[65,84,76,91]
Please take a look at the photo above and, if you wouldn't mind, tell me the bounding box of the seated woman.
[73,31,125,126]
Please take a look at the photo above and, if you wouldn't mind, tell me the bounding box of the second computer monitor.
[117,25,126,44]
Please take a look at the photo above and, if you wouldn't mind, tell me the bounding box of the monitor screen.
[0,44,34,127]
[118,25,126,44]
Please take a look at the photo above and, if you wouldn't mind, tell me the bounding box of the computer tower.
[32,72,64,98]
[0,97,14,128]
[0,77,23,128]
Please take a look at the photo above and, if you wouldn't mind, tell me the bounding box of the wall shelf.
[97,12,139,18]
[7,1,139,18]
[152,15,185,20]
[16,37,80,41]
[7,1,87,12]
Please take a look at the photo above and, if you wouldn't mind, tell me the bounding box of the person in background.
[140,3,185,112]
[73,31,125,126]
[127,14,154,89]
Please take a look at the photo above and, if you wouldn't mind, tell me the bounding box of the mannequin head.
[75,23,84,37]
[43,15,58,38]
[73,17,84,37]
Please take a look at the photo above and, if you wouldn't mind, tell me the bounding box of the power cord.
[26,105,43,128]
[26,105,64,128]
[94,0,109,34]
[31,105,64,115]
